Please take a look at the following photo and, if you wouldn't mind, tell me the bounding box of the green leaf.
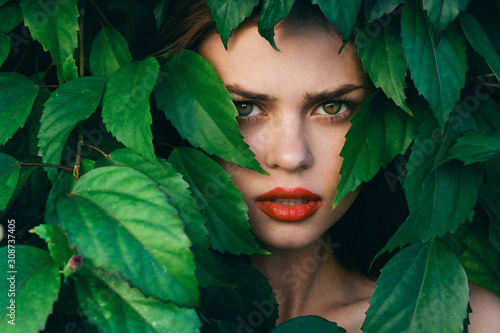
[207,0,259,49]
[356,21,411,114]
[460,228,500,297]
[89,26,133,79]
[201,256,278,332]
[38,76,107,182]
[30,224,74,269]
[257,0,295,50]
[363,240,469,332]
[44,167,75,226]
[0,153,20,214]
[377,110,484,256]
[20,0,79,83]
[401,0,467,129]
[459,11,500,81]
[169,147,266,255]
[0,33,10,67]
[380,160,483,255]
[363,0,404,22]
[0,2,23,33]
[101,57,160,167]
[0,0,8,7]
[0,72,39,145]
[55,166,199,306]
[333,91,417,208]
[422,0,470,39]
[272,316,345,332]
[107,148,228,287]
[0,246,60,332]
[154,50,265,174]
[446,130,500,164]
[75,265,201,333]
[312,0,362,44]
[470,93,500,135]
[478,185,500,255]
[154,0,171,30]
[62,53,78,82]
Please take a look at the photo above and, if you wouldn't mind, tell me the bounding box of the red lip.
[256,187,322,222]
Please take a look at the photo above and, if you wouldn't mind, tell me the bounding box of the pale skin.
[199,20,500,332]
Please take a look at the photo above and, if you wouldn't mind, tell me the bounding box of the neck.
[252,234,357,323]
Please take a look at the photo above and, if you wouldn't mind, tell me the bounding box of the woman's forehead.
[199,24,367,92]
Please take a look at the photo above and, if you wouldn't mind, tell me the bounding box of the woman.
[158,1,500,331]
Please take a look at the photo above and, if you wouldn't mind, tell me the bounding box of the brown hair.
[154,0,215,56]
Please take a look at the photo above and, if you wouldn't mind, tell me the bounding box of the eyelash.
[315,98,358,125]
[233,98,359,125]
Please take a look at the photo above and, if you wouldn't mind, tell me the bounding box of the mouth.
[256,187,322,222]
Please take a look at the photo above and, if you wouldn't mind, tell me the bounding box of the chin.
[251,222,332,252]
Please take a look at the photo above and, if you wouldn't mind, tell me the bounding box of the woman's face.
[199,22,371,251]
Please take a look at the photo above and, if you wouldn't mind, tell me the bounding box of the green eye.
[235,102,254,116]
[321,102,342,115]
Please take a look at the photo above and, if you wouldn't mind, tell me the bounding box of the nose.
[263,118,313,173]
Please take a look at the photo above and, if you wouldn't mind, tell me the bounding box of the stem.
[20,162,73,171]
[83,142,109,158]
[483,82,500,88]
[155,142,176,149]
[44,62,55,76]
[36,85,60,88]
[89,0,111,26]
[79,7,85,77]
[75,126,84,181]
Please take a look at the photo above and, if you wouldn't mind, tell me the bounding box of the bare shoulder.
[468,282,500,332]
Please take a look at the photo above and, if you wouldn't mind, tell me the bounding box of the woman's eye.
[319,101,345,115]
[234,102,254,116]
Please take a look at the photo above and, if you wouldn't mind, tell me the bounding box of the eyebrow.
[225,84,278,102]
[225,83,364,104]
[302,84,365,105]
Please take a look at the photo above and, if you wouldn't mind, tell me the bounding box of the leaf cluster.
[0,0,499,332]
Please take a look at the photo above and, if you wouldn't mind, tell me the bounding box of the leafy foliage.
[154,50,265,173]
[258,0,295,50]
[75,265,201,333]
[1,0,499,332]
[333,90,417,207]
[460,228,500,297]
[272,316,345,332]
[0,2,23,33]
[38,76,107,182]
[311,0,361,44]
[0,72,38,145]
[363,0,403,22]
[0,246,60,332]
[0,33,9,68]
[207,0,259,49]
[20,0,79,82]
[401,0,467,129]
[101,57,160,166]
[422,0,470,40]
[57,165,199,306]
[169,147,266,255]
[89,26,133,78]
[356,19,410,114]
[363,240,469,332]
[458,11,500,81]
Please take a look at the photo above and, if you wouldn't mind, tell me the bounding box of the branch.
[79,7,85,77]
[19,162,73,171]
[74,126,84,181]
[83,141,109,158]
